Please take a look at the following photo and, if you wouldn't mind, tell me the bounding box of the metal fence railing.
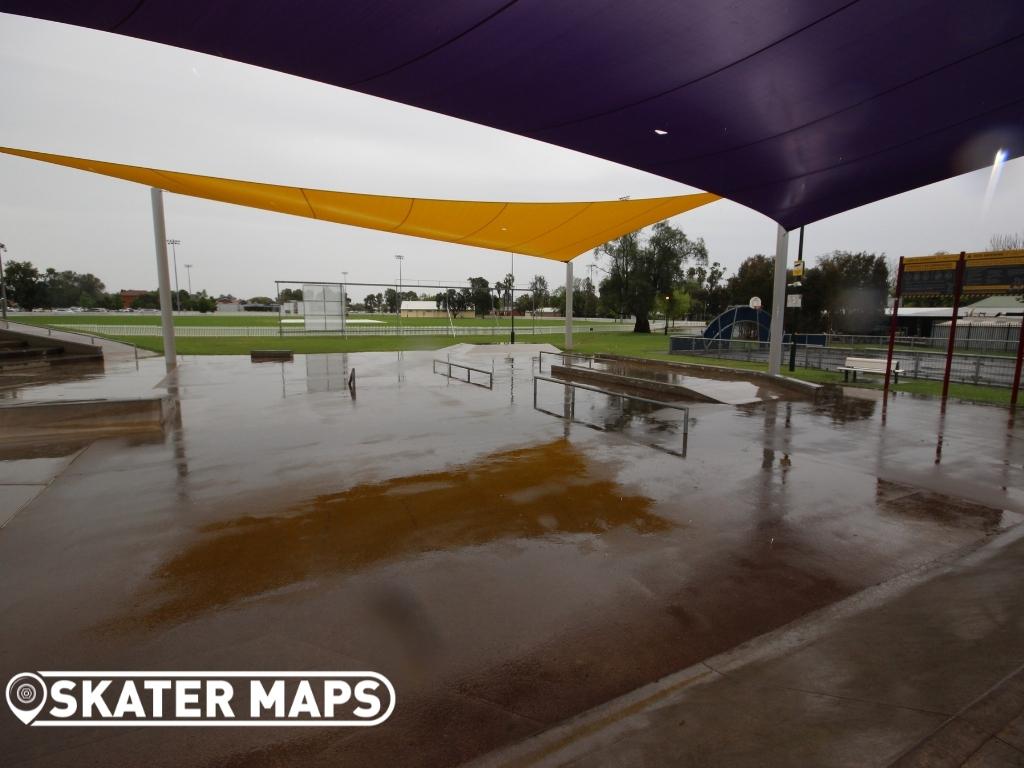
[668,338,1022,389]
[827,332,1022,355]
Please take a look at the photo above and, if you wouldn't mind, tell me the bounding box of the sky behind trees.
[1,12,1021,300]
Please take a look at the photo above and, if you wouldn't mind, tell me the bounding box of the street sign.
[786,294,802,308]
[791,260,804,277]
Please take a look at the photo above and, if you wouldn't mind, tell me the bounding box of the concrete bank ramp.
[439,342,559,363]
[554,355,817,405]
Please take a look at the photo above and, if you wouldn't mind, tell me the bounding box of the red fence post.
[1012,316,1024,409]
[941,252,966,402]
[884,256,905,398]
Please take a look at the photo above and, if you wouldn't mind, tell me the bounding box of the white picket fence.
[49,323,633,338]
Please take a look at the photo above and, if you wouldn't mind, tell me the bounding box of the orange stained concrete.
[117,440,667,630]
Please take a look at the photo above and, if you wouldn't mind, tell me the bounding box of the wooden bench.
[836,356,902,383]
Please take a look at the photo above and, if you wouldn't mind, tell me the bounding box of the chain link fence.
[669,337,1022,388]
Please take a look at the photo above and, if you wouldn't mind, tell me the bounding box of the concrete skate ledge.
[0,395,173,437]
[597,353,822,395]
[550,363,720,403]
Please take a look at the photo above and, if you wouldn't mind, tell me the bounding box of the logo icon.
[6,672,47,725]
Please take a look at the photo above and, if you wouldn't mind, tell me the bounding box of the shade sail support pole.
[150,187,177,371]
[565,261,574,350]
[767,224,789,376]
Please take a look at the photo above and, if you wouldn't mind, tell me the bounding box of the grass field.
[11,313,614,329]
[87,327,1017,407]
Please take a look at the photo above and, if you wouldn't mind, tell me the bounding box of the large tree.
[434,288,471,317]
[467,277,491,316]
[808,251,890,333]
[726,255,775,312]
[3,260,44,310]
[596,221,707,333]
[493,273,515,313]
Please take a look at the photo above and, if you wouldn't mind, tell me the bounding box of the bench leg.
[894,372,898,385]
[843,371,849,383]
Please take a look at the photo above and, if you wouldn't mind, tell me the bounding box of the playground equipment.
[670,306,772,352]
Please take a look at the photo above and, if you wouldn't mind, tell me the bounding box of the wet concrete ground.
[1,351,1022,767]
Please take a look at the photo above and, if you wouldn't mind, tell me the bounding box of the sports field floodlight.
[166,238,182,311]
[0,241,7,320]
[394,255,404,331]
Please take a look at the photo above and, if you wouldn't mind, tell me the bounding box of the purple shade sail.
[4,0,1023,229]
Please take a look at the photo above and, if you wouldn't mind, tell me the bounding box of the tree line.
[2,260,217,312]
[594,222,891,334]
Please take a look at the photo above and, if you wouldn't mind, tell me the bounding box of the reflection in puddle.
[876,479,1007,530]
[113,440,667,629]
[812,386,877,423]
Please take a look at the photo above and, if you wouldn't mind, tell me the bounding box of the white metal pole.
[767,223,789,376]
[565,260,574,350]
[151,188,178,371]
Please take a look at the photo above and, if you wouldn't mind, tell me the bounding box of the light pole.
[509,251,515,344]
[341,270,348,336]
[184,263,193,295]
[0,242,8,320]
[166,239,181,311]
[394,254,404,334]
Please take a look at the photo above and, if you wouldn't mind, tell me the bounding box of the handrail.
[538,349,596,373]
[432,359,494,389]
[533,374,689,455]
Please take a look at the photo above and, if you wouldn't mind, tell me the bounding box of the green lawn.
[111,333,571,355]
[11,313,603,329]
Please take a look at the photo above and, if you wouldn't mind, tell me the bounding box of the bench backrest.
[843,356,900,372]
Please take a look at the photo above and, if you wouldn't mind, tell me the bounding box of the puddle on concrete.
[109,439,667,629]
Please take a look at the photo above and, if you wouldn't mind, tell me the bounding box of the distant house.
[533,306,562,317]
[216,296,242,313]
[400,300,448,318]
[119,289,149,309]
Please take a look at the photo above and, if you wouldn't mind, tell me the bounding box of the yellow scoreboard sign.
[902,250,1024,296]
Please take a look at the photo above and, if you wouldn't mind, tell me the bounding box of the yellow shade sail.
[0,147,718,262]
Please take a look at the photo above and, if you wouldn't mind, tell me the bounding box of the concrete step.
[0,347,53,360]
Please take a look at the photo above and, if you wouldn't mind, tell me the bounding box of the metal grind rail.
[432,359,494,389]
[537,350,599,373]
[533,374,690,456]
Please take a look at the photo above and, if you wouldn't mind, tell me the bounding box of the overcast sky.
[1,12,1021,300]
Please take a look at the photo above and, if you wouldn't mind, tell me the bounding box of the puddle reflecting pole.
[565,261,574,350]
[767,224,789,376]
[150,187,177,371]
